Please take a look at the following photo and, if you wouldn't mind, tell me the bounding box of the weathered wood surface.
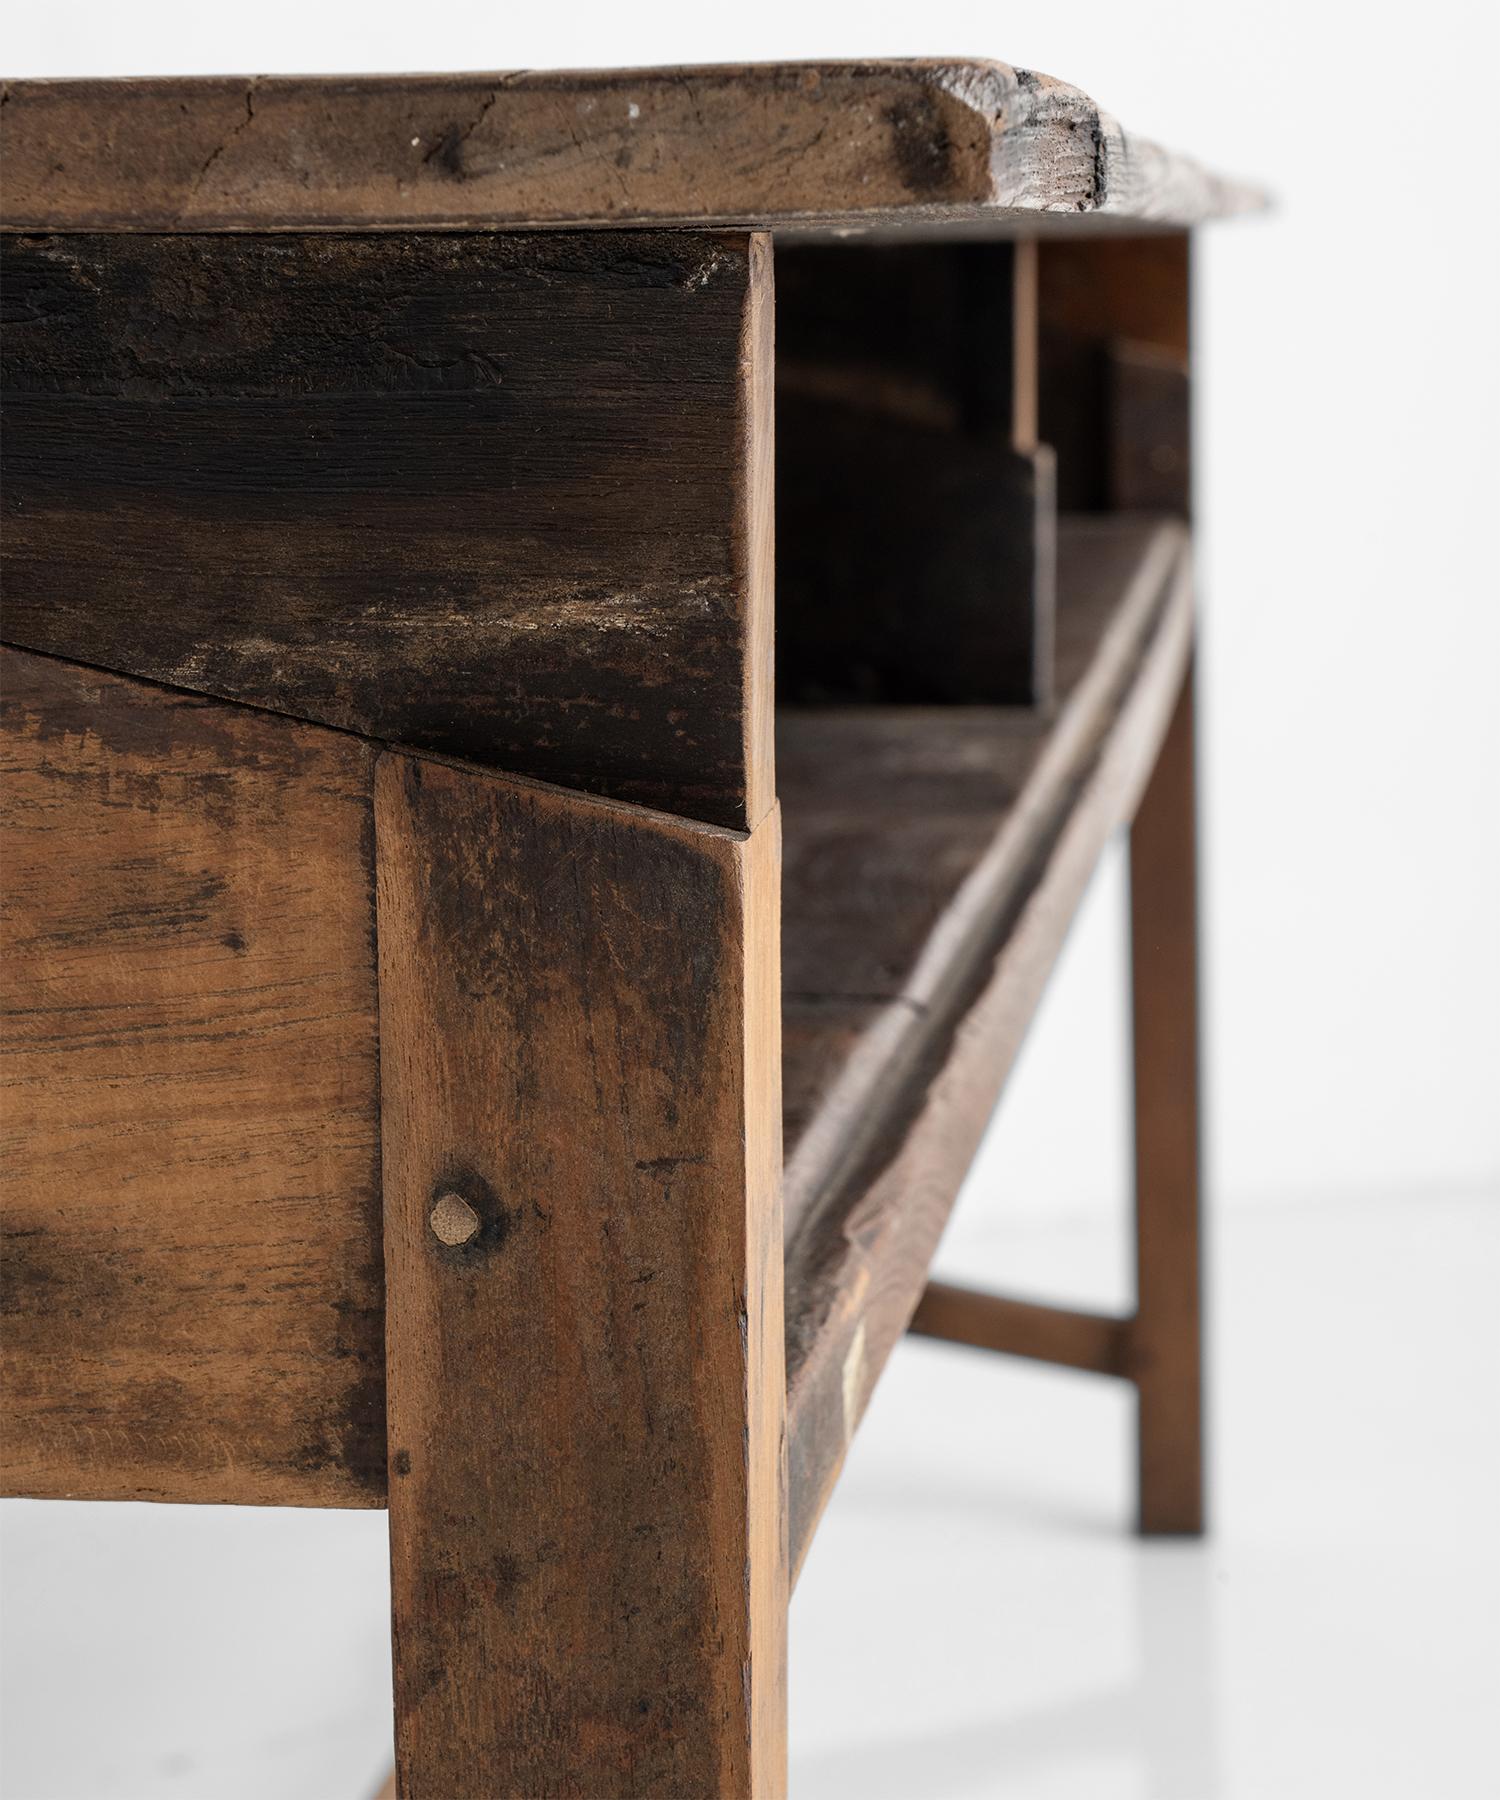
[777,240,1053,705]
[0,62,1264,236]
[779,516,1176,1185]
[1129,663,1205,1534]
[377,755,785,1796]
[0,229,774,830]
[779,516,1194,1575]
[0,648,385,1507]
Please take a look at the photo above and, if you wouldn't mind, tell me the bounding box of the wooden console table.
[0,61,1259,1798]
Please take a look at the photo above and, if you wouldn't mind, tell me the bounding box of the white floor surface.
[2,1189,1495,1799]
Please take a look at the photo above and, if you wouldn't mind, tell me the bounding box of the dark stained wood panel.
[776,239,1052,705]
[776,517,1194,1573]
[778,406,1053,704]
[0,63,1266,237]
[0,229,773,830]
[377,755,785,1797]
[0,648,384,1507]
[776,241,1028,441]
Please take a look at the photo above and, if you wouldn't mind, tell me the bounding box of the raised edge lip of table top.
[0,59,1268,236]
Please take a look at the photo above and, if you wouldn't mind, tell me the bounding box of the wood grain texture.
[377,755,785,1797]
[0,62,1265,236]
[0,228,773,830]
[0,648,384,1506]
[780,518,1194,1575]
[1129,662,1204,1534]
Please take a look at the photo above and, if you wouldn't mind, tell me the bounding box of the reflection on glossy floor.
[1,1191,1495,1799]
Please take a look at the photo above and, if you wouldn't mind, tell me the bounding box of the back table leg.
[1128,660,1205,1535]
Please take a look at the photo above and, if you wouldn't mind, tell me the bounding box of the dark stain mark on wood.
[883,92,958,198]
[634,1152,709,1175]
[0,1228,126,1323]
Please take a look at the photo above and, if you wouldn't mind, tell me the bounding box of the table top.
[0,59,1264,236]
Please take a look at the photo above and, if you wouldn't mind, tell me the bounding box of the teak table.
[0,60,1259,1799]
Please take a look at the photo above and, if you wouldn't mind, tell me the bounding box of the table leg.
[377,753,787,1797]
[1128,658,1205,1535]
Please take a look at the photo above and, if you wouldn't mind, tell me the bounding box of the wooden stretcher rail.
[909,1282,1133,1376]
[778,513,1194,1579]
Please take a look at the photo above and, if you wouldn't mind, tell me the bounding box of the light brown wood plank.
[780,518,1194,1576]
[376,755,785,1797]
[0,649,384,1506]
[0,63,1264,236]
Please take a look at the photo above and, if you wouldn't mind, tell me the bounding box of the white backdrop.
[7,0,1496,1219]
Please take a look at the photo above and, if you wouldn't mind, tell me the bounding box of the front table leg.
[376,752,786,1797]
